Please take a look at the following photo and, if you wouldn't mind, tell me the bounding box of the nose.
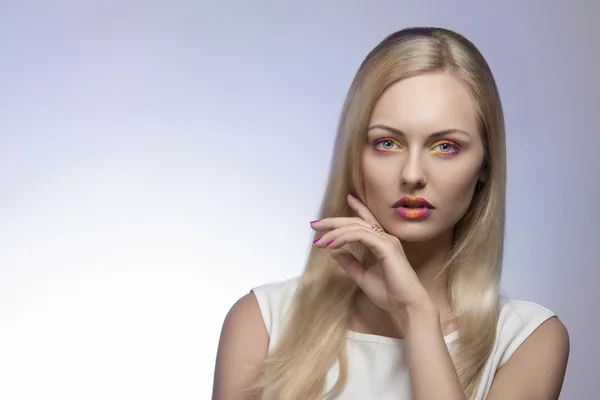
[400,152,426,189]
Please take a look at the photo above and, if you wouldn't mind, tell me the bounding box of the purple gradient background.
[1,1,597,398]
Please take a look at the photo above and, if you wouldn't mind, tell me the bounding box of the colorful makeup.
[372,137,461,156]
[392,196,435,219]
[428,140,461,156]
[393,207,433,219]
[372,137,403,152]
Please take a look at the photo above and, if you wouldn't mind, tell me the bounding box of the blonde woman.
[212,27,569,400]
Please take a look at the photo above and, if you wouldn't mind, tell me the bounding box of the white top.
[251,276,555,400]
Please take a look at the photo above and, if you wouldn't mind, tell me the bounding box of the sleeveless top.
[251,276,555,400]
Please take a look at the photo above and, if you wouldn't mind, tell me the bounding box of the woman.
[212,27,569,400]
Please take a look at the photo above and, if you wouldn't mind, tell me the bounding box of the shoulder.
[483,300,569,399]
[212,292,269,399]
[495,299,557,365]
[212,277,301,399]
[250,276,301,340]
[217,289,272,353]
[251,275,301,301]
[495,299,563,367]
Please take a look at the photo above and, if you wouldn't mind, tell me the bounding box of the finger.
[326,228,391,260]
[313,224,369,248]
[328,247,367,286]
[347,194,381,226]
[310,216,370,232]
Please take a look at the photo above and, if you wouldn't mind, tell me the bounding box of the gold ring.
[371,224,383,232]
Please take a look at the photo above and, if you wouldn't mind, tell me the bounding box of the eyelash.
[372,138,461,156]
[430,140,461,156]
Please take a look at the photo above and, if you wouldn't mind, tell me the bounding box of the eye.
[372,137,403,152]
[429,140,461,156]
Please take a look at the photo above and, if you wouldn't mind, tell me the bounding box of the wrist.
[395,299,440,332]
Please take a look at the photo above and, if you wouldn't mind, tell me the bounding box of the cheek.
[435,168,481,215]
[434,143,485,211]
[361,158,397,208]
[363,172,388,203]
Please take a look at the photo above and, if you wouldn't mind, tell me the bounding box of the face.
[362,71,485,242]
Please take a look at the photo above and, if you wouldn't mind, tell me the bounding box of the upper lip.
[392,197,435,209]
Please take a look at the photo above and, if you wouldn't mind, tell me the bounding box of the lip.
[392,196,435,220]
[391,197,435,209]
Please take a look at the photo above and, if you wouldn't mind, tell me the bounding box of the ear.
[478,170,487,183]
[478,159,488,183]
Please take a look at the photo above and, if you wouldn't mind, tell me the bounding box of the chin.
[386,223,450,243]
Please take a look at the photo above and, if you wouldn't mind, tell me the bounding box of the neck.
[352,230,456,338]
[401,230,453,305]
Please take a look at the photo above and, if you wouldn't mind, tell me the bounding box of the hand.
[311,194,432,316]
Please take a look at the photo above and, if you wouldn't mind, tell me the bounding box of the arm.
[212,293,269,400]
[399,301,467,400]
[486,316,569,400]
[400,304,570,400]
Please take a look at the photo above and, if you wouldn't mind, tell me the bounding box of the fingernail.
[326,240,334,246]
[348,192,356,198]
[313,237,321,243]
[310,220,320,224]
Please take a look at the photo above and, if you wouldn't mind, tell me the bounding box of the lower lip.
[393,207,433,219]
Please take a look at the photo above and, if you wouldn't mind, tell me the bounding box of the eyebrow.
[367,124,472,139]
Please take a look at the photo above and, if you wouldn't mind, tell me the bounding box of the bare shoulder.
[221,292,268,342]
[487,316,570,400]
[212,292,269,400]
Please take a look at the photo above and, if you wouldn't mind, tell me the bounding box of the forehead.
[368,72,479,135]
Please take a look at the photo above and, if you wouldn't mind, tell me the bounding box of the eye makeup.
[428,140,461,157]
[372,137,404,153]
[371,137,461,156]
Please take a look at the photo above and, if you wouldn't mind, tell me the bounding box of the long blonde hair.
[251,27,506,399]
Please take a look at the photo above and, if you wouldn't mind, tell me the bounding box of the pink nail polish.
[313,238,321,243]
[310,220,320,224]
[326,240,334,246]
